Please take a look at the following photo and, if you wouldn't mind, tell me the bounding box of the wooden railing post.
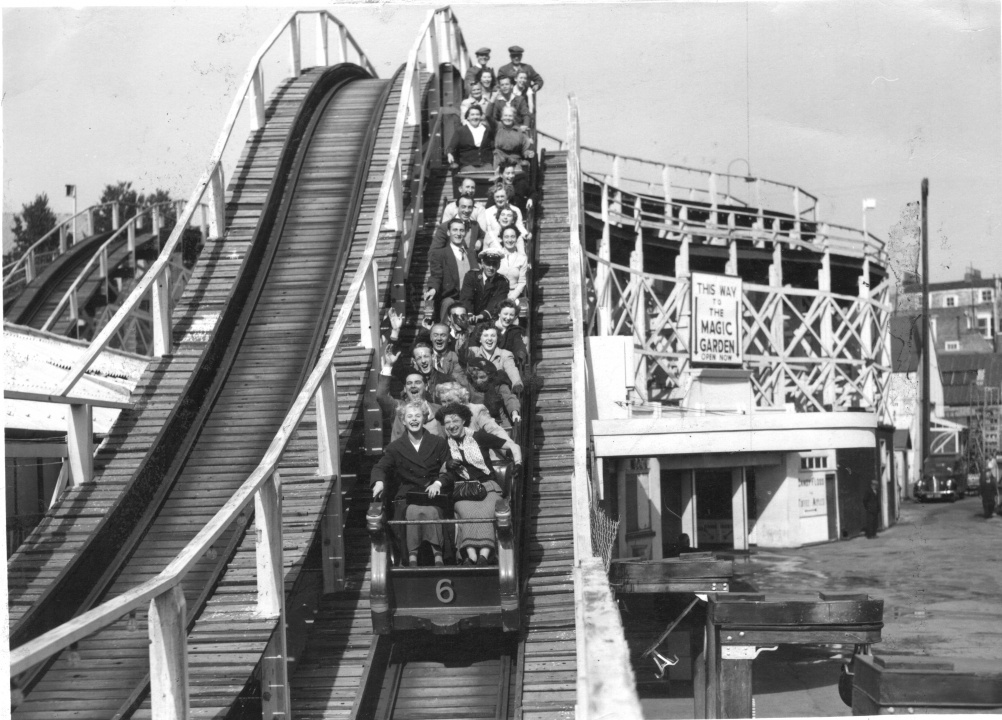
[88,208,96,238]
[255,470,284,618]
[289,16,302,77]
[338,24,349,63]
[386,161,403,232]
[24,251,35,284]
[610,158,622,218]
[112,201,121,230]
[662,165,673,231]
[67,403,93,486]
[316,14,329,66]
[316,366,346,593]
[793,187,802,239]
[59,224,69,254]
[261,609,291,719]
[358,261,381,351]
[128,220,138,276]
[152,271,172,356]
[200,203,209,241]
[209,164,227,239]
[69,288,80,326]
[597,183,612,335]
[819,249,834,407]
[250,67,266,132]
[99,247,109,279]
[859,255,874,408]
[771,243,786,407]
[148,585,190,720]
[709,172,719,224]
[406,68,421,127]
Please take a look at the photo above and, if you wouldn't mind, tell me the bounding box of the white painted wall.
[748,453,801,548]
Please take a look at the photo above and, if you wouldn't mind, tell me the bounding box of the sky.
[2,1,1000,282]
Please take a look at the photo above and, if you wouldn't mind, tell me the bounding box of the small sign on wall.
[690,272,743,364]
[798,474,828,517]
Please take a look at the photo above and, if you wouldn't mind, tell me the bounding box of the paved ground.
[640,495,1002,718]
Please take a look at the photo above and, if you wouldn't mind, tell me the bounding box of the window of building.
[977,315,993,339]
[800,455,828,470]
[944,295,958,308]
[981,289,993,303]
[945,341,960,351]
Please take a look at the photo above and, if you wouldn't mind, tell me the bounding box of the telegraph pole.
[921,179,930,476]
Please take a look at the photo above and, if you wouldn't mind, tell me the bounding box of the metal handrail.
[10,4,461,682]
[39,201,194,333]
[51,10,375,397]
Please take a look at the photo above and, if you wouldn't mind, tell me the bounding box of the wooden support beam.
[59,225,69,254]
[152,271,172,357]
[255,471,284,618]
[261,613,291,719]
[128,221,138,275]
[770,243,785,407]
[209,164,226,239]
[316,367,345,593]
[358,261,381,351]
[338,24,349,63]
[250,67,266,132]
[819,250,834,406]
[288,17,302,77]
[717,653,753,719]
[148,585,189,720]
[66,403,93,486]
[315,14,329,66]
[597,182,612,335]
[731,468,748,552]
[386,162,403,232]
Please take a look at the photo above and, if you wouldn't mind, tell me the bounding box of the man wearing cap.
[426,217,480,321]
[497,46,543,93]
[460,242,511,324]
[465,47,494,93]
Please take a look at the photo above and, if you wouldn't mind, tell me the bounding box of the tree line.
[5,181,179,266]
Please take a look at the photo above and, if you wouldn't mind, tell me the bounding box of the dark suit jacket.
[447,123,494,167]
[490,94,531,127]
[430,219,483,253]
[428,245,479,300]
[459,270,511,321]
[370,432,452,501]
[497,62,543,90]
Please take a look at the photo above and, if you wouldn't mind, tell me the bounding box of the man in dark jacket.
[497,46,543,92]
[862,480,880,539]
[460,243,510,323]
[425,217,479,321]
[430,196,482,253]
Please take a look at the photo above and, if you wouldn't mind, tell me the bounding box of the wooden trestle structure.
[7,11,592,718]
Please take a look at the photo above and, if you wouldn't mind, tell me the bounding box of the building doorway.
[695,469,733,548]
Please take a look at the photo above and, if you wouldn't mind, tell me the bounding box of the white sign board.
[690,272,743,364]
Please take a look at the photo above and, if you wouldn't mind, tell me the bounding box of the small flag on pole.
[862,198,876,210]
[65,184,77,198]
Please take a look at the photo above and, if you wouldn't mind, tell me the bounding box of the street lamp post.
[66,184,77,245]
[862,198,877,239]
[726,158,753,204]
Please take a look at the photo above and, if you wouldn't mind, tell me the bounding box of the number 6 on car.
[436,579,455,604]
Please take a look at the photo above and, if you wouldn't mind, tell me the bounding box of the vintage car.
[915,456,966,502]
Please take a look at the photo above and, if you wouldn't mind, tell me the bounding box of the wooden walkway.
[14,69,399,719]
[515,150,577,720]
[6,69,329,646]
